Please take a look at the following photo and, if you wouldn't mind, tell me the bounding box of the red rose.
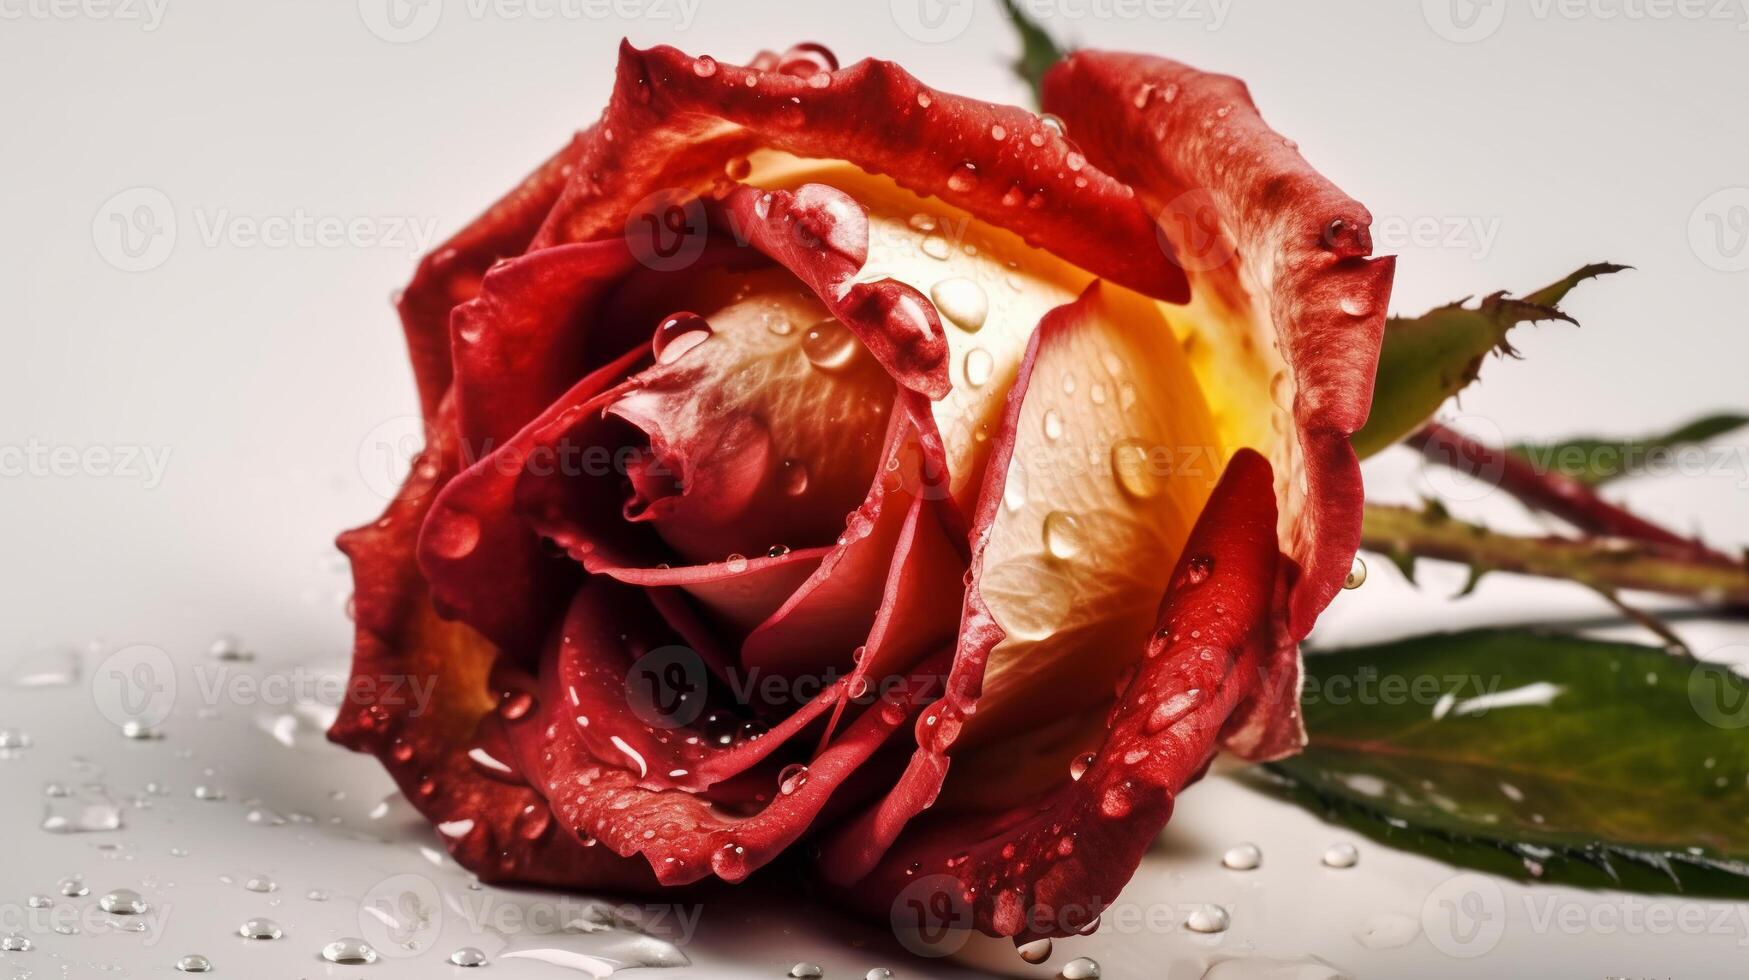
[331,40,1393,942]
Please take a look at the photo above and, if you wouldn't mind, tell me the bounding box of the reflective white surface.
[3,1,1747,976]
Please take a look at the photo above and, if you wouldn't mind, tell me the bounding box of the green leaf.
[1264,629,1749,896]
[1508,413,1749,485]
[996,0,1068,108]
[1351,264,1628,460]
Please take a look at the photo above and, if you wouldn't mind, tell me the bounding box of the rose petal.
[397,136,585,419]
[836,449,1281,938]
[329,398,658,890]
[1042,50,1395,646]
[532,42,1189,305]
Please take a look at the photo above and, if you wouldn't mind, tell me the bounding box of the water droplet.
[1354,913,1420,949]
[306,889,331,901]
[1062,957,1102,979]
[1321,842,1359,868]
[801,318,858,371]
[58,875,88,897]
[119,719,161,739]
[725,554,749,574]
[42,784,123,833]
[780,459,810,496]
[1069,751,1096,781]
[208,633,252,661]
[1183,554,1214,586]
[1042,409,1064,441]
[238,917,283,940]
[192,783,226,801]
[930,277,988,331]
[1002,458,1027,513]
[1040,113,1066,137]
[653,312,712,364]
[921,235,951,260]
[778,763,809,795]
[99,888,148,915]
[947,162,978,193]
[767,544,790,559]
[1344,555,1367,590]
[1110,439,1161,499]
[908,213,937,232]
[692,55,717,77]
[244,875,276,893]
[916,91,932,108]
[0,729,33,751]
[1145,688,1203,734]
[1042,511,1083,561]
[1185,904,1230,934]
[26,895,52,909]
[1339,294,1373,317]
[964,347,994,387]
[1015,937,1053,964]
[1221,842,1262,870]
[175,954,213,973]
[1,934,32,952]
[989,123,1006,140]
[789,964,824,979]
[321,938,379,964]
[450,946,489,967]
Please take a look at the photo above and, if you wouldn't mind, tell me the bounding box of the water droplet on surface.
[1069,751,1096,781]
[1110,439,1161,499]
[99,888,148,914]
[244,875,276,893]
[916,91,932,108]
[692,55,717,77]
[451,946,489,967]
[1355,912,1420,949]
[920,235,951,260]
[964,347,994,387]
[1061,956,1101,979]
[1039,112,1066,137]
[119,719,161,739]
[1221,842,1262,870]
[0,729,34,751]
[58,875,88,897]
[26,895,52,909]
[192,785,226,801]
[1145,688,1203,734]
[306,889,331,901]
[789,963,824,979]
[8,646,81,687]
[321,938,379,964]
[1343,555,1367,590]
[725,554,749,574]
[801,318,858,371]
[780,459,810,496]
[930,277,988,331]
[1017,936,1053,963]
[42,784,123,833]
[778,763,810,796]
[652,312,713,365]
[175,954,213,973]
[238,917,283,940]
[1042,409,1064,440]
[1321,842,1359,868]
[208,633,252,661]
[1042,511,1083,561]
[1185,904,1231,934]
[946,162,979,193]
[767,544,790,559]
[1,934,31,952]
[1339,294,1372,317]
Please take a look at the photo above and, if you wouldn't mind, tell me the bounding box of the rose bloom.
[332,40,1392,941]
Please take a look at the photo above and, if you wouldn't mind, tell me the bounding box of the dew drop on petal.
[930,277,988,331]
[1344,556,1368,590]
[1110,439,1160,499]
[1042,409,1064,441]
[1068,751,1096,782]
[652,312,713,365]
[921,235,951,260]
[1042,511,1083,561]
[691,56,717,77]
[964,347,994,388]
[777,763,809,796]
[780,459,810,496]
[1039,113,1066,137]
[801,318,858,371]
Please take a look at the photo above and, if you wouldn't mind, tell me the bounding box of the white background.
[2,0,1747,977]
